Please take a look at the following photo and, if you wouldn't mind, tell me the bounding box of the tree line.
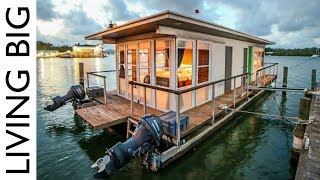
[37,41,72,52]
[265,47,319,56]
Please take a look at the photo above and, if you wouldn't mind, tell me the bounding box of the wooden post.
[103,77,107,104]
[291,97,311,159]
[282,66,288,95]
[79,63,84,87]
[87,73,90,89]
[311,69,316,90]
[306,69,317,99]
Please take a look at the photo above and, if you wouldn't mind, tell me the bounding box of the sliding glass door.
[127,43,138,101]
[177,39,195,111]
[117,44,126,96]
[196,41,211,105]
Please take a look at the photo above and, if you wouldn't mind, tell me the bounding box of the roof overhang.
[85,10,275,45]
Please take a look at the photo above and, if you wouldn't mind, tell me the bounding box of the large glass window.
[127,44,137,82]
[139,42,150,84]
[253,47,264,79]
[155,40,170,87]
[127,43,138,100]
[155,40,170,110]
[197,42,210,84]
[139,42,151,105]
[177,40,193,88]
[118,44,126,95]
[196,41,211,105]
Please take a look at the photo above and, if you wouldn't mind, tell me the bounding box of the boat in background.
[311,48,319,57]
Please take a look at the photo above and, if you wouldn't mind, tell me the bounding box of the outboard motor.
[44,85,85,111]
[91,115,164,178]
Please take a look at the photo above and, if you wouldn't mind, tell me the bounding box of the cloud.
[37,0,56,20]
[63,8,104,36]
[277,0,319,33]
[37,3,103,45]
[104,0,140,22]
[36,0,320,48]
[131,0,220,22]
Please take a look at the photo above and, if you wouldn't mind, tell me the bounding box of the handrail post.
[211,84,215,124]
[103,77,107,104]
[262,70,265,84]
[175,94,181,145]
[233,77,236,109]
[269,67,271,76]
[246,75,249,100]
[131,83,134,115]
[272,65,275,75]
[241,75,244,96]
[87,73,90,89]
[143,86,146,115]
[256,71,259,86]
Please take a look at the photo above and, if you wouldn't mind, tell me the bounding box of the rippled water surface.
[37,56,320,179]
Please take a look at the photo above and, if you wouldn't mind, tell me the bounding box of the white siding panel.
[212,43,225,96]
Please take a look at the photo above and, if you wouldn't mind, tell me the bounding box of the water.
[37,56,320,179]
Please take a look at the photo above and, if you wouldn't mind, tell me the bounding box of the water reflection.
[37,56,319,180]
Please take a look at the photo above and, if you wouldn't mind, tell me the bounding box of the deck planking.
[76,94,163,130]
[295,82,320,180]
[76,75,276,134]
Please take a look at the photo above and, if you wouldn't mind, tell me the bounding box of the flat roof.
[85,10,275,45]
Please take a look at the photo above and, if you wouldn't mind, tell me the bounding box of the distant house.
[37,50,59,57]
[73,44,104,57]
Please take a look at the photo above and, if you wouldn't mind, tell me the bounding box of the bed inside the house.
[143,65,192,87]
[143,48,193,87]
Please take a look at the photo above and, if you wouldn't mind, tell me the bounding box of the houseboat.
[46,11,278,177]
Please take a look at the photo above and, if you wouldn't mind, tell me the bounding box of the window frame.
[176,39,195,90]
[155,39,171,89]
[196,40,211,86]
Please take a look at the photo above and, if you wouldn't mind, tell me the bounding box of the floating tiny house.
[86,11,273,113]
[81,11,278,176]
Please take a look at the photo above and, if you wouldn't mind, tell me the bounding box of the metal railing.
[86,70,116,104]
[129,72,250,145]
[255,63,278,86]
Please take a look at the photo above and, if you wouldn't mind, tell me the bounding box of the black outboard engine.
[91,115,164,178]
[44,85,85,111]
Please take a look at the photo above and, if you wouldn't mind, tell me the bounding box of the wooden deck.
[181,75,276,137]
[76,75,276,134]
[295,83,320,180]
[76,95,163,130]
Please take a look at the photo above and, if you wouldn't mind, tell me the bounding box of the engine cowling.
[44,85,85,111]
[92,114,164,178]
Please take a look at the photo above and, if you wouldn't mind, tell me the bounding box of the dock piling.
[282,66,288,95]
[79,63,84,87]
[311,69,316,90]
[291,97,311,159]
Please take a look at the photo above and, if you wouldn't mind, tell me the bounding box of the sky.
[37,0,320,49]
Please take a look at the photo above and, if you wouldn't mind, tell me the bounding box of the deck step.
[126,118,139,138]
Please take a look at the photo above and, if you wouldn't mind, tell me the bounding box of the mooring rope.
[224,107,313,125]
[277,56,317,76]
